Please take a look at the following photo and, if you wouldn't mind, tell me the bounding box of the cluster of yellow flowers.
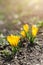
[20,24,38,37]
[20,24,29,37]
[7,24,38,47]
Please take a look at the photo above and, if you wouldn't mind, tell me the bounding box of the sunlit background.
[0,0,43,34]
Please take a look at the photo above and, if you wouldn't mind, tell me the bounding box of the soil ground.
[0,25,43,65]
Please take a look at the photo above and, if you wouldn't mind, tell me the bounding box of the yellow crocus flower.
[32,25,38,37]
[20,30,26,37]
[7,34,20,47]
[23,24,29,32]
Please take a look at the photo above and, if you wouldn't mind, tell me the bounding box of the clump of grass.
[37,21,43,27]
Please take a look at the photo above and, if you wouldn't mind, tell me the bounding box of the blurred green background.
[0,0,43,34]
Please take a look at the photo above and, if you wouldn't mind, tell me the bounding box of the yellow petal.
[7,36,14,46]
[23,24,29,32]
[20,30,26,37]
[32,25,38,37]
